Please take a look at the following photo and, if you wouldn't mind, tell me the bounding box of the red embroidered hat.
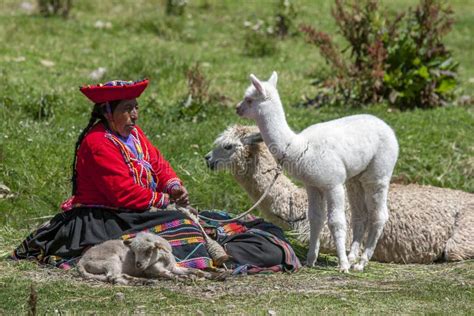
[79,79,149,104]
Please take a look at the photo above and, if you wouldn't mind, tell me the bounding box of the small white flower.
[94,20,105,29]
[40,59,55,67]
[94,20,112,29]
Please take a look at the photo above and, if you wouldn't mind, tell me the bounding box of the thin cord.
[197,166,282,223]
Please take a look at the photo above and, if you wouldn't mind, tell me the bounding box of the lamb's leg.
[171,266,213,279]
[145,265,183,281]
[122,274,158,285]
[326,185,350,273]
[346,179,368,266]
[78,260,129,285]
[306,187,326,267]
[354,180,389,271]
[77,261,110,283]
[104,264,130,285]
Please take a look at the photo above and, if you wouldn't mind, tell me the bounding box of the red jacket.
[70,123,181,211]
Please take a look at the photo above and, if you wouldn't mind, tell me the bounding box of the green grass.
[0,0,473,314]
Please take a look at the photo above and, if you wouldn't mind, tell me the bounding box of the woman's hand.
[170,186,189,207]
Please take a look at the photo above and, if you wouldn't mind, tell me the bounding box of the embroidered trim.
[104,128,158,190]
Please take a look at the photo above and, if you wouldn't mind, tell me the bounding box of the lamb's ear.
[250,74,265,96]
[154,242,164,250]
[268,71,278,88]
[123,239,132,247]
[154,242,170,252]
[242,132,263,145]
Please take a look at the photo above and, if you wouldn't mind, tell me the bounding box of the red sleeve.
[88,141,169,210]
[137,128,182,193]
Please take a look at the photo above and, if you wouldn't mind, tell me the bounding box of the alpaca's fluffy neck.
[256,95,297,161]
[235,150,280,202]
[234,147,306,230]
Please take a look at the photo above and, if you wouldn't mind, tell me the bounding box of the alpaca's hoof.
[353,263,365,272]
[347,253,359,265]
[305,258,317,267]
[305,261,316,268]
[339,262,350,273]
[305,252,318,267]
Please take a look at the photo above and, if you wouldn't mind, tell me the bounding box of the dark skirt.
[12,207,213,269]
[13,208,301,274]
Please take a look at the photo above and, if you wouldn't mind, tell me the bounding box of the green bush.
[274,0,298,38]
[166,0,187,16]
[301,0,459,109]
[243,19,278,57]
[37,0,72,18]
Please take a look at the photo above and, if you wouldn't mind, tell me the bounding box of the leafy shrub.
[37,0,72,18]
[243,0,298,57]
[243,19,278,57]
[301,0,458,109]
[275,0,298,38]
[166,0,187,16]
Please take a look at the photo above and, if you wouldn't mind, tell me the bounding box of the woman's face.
[106,99,139,137]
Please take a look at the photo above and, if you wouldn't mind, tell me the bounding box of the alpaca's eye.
[224,144,233,150]
[245,97,252,104]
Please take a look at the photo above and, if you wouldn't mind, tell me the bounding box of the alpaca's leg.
[443,207,474,261]
[306,187,326,267]
[346,179,368,266]
[354,180,390,271]
[326,185,350,273]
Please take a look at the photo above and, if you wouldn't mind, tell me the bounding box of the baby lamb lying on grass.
[78,232,219,284]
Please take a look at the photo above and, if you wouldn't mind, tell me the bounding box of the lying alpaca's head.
[204,125,263,172]
[236,71,279,120]
[124,232,172,271]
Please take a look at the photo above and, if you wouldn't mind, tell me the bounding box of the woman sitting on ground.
[13,79,213,270]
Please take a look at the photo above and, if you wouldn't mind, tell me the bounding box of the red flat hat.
[79,79,149,104]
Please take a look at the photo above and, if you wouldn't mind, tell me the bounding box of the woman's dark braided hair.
[71,100,121,195]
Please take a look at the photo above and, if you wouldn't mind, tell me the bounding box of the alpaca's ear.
[250,74,265,96]
[268,71,278,88]
[242,132,263,145]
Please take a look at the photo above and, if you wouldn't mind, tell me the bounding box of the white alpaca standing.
[236,72,399,272]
